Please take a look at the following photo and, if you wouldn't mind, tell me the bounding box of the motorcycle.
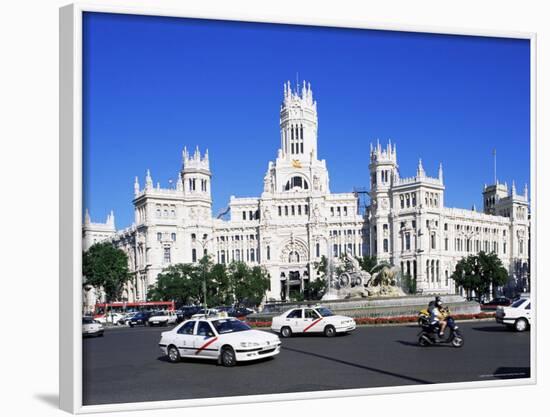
[418,307,464,348]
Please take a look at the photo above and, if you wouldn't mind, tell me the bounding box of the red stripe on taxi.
[303,318,323,332]
[195,337,218,355]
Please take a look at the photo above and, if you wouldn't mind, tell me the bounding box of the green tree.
[147,263,199,304]
[228,262,270,307]
[452,251,509,301]
[83,242,130,302]
[402,273,416,294]
[356,255,378,274]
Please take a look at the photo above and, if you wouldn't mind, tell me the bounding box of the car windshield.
[316,307,334,317]
[211,319,251,334]
[511,299,528,308]
[82,317,94,324]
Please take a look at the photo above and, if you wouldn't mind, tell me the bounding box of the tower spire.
[493,148,497,184]
[134,176,140,196]
[417,158,425,178]
[438,162,443,183]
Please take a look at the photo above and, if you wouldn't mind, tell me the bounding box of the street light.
[196,230,216,310]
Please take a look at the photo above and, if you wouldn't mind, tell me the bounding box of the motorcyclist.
[428,296,447,338]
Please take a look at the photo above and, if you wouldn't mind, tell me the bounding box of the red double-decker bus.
[94,301,175,316]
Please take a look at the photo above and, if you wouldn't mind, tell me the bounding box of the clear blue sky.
[83,12,530,229]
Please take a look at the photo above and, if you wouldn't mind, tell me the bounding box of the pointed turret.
[84,208,91,225]
[438,163,443,183]
[511,180,516,196]
[524,183,528,199]
[134,176,140,196]
[176,172,183,191]
[145,169,153,190]
[416,159,425,178]
[107,210,115,228]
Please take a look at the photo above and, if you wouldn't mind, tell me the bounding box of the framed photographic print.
[60,2,536,413]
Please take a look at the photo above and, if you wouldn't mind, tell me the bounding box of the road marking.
[303,318,323,332]
[195,337,218,355]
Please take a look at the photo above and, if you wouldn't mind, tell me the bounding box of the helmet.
[435,296,442,307]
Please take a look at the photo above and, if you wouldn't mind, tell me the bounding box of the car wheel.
[515,318,528,332]
[167,345,181,363]
[221,346,237,367]
[280,326,292,338]
[324,325,336,337]
[129,322,134,328]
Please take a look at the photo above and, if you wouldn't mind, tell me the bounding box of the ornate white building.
[83,81,530,302]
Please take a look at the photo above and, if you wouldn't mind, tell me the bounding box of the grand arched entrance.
[279,237,309,301]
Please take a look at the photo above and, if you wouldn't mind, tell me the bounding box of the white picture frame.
[59,2,537,413]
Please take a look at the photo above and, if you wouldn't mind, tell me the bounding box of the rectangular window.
[344,207,348,216]
[316,243,320,258]
[164,247,171,264]
[157,232,162,241]
[304,205,309,215]
[331,207,334,216]
[383,239,388,253]
[445,238,448,251]
[285,206,288,216]
[298,205,302,215]
[171,233,176,241]
[291,205,295,215]
[278,206,282,216]
[191,248,197,263]
[405,233,411,251]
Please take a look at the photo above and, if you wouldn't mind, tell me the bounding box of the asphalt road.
[83,321,530,405]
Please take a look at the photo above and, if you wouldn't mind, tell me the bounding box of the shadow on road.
[470,326,514,333]
[156,355,275,367]
[490,367,530,379]
[395,340,457,349]
[282,346,433,384]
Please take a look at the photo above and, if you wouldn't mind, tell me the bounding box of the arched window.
[289,251,300,263]
[284,176,309,191]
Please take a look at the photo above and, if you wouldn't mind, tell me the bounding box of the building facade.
[83,81,530,302]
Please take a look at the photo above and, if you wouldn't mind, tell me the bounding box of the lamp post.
[196,230,216,310]
[316,234,336,299]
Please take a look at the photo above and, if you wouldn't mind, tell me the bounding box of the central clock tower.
[279,80,318,163]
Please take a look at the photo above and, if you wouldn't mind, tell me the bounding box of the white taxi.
[496,297,532,332]
[148,311,177,326]
[271,306,356,337]
[158,313,281,367]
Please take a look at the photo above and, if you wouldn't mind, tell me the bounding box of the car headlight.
[240,342,260,347]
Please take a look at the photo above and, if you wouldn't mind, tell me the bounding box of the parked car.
[159,314,281,366]
[271,306,356,337]
[94,312,125,325]
[228,307,255,318]
[191,308,220,319]
[117,312,137,326]
[128,311,153,327]
[176,306,203,323]
[82,317,104,337]
[481,296,512,310]
[148,311,178,326]
[496,297,531,332]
